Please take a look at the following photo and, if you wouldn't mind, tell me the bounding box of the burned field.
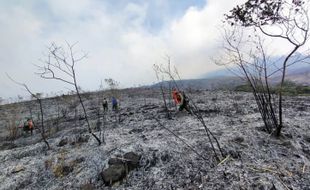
[0,89,309,190]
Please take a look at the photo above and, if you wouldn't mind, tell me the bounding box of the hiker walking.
[172,88,183,105]
[179,91,191,113]
[102,98,108,112]
[112,97,118,111]
[172,89,191,114]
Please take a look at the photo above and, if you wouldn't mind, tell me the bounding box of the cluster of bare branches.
[36,42,102,145]
[219,0,310,136]
[153,57,224,162]
[153,63,172,119]
[104,78,120,95]
[6,74,50,149]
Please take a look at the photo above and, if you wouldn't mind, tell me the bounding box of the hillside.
[151,76,245,90]
[150,64,309,92]
[0,89,309,189]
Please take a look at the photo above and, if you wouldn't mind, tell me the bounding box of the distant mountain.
[151,64,309,90]
[202,63,310,86]
[202,69,234,79]
[151,76,245,90]
[272,66,310,85]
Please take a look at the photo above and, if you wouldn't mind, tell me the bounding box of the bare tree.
[36,42,102,145]
[104,78,120,99]
[153,64,172,119]
[222,0,310,136]
[154,58,224,161]
[6,74,50,149]
[17,95,23,102]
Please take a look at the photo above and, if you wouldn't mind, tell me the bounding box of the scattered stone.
[62,165,74,176]
[12,165,25,173]
[80,183,95,190]
[58,138,68,147]
[123,152,141,171]
[101,152,141,186]
[108,157,124,166]
[74,157,85,164]
[129,128,143,134]
[76,135,90,144]
[101,164,126,186]
[233,136,244,143]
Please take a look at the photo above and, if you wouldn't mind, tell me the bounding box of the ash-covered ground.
[0,89,309,190]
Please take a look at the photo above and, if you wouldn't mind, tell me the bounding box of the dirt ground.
[0,89,309,190]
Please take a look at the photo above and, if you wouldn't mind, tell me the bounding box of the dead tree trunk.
[37,42,101,145]
[7,74,50,149]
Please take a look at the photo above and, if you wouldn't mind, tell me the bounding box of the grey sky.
[0,0,248,100]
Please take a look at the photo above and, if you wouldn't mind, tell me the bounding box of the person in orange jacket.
[172,88,191,114]
[172,88,183,105]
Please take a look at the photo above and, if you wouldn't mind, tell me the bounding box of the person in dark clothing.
[112,97,118,111]
[178,92,191,114]
[102,98,108,112]
[23,118,34,135]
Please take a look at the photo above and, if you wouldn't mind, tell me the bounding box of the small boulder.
[101,152,141,186]
[123,152,141,171]
[233,136,244,143]
[80,183,95,190]
[62,165,74,176]
[58,138,68,147]
[76,135,90,144]
[101,164,126,186]
[108,157,124,166]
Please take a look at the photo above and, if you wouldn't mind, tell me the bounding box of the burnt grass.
[0,88,309,190]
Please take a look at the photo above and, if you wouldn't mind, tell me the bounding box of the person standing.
[102,98,108,112]
[23,118,34,135]
[172,88,183,105]
[172,89,191,114]
[112,97,118,111]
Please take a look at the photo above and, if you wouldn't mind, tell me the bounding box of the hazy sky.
[0,0,248,99]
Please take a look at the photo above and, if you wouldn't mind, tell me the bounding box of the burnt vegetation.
[0,1,310,189]
[219,0,310,136]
